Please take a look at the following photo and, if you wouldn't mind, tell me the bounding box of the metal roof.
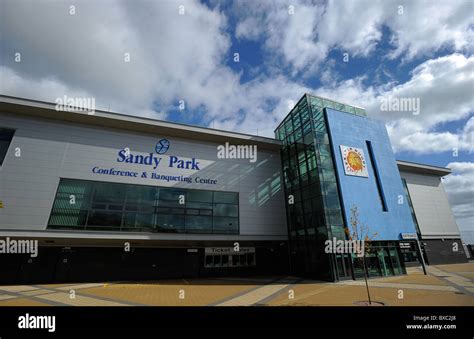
[0,95,282,150]
[396,160,451,177]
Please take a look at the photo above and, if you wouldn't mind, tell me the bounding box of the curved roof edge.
[0,95,282,150]
[397,160,451,177]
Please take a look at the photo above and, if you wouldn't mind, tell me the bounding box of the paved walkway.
[212,277,300,306]
[267,263,474,306]
[424,265,474,294]
[0,263,472,306]
[0,283,133,306]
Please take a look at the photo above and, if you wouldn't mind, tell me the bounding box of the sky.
[0,0,473,243]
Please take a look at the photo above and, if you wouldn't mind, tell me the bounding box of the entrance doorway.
[335,253,353,279]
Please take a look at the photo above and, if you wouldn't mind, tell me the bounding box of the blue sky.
[0,0,472,241]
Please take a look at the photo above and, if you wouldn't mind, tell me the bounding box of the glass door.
[389,249,402,275]
[335,253,353,280]
[377,249,394,276]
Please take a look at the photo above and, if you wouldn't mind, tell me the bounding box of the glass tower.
[275,94,366,281]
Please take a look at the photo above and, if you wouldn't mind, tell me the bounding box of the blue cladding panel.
[325,108,416,240]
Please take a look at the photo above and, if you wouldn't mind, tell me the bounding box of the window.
[155,214,184,233]
[213,204,238,217]
[0,128,15,166]
[87,210,123,229]
[213,217,238,233]
[48,179,239,234]
[185,215,212,233]
[213,192,238,204]
[159,188,185,201]
[126,212,154,229]
[213,255,221,267]
[366,141,388,211]
[204,253,255,268]
[48,180,93,227]
[204,250,256,269]
[232,255,240,266]
[187,190,212,202]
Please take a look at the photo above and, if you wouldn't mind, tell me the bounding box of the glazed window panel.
[319,155,333,170]
[187,190,213,203]
[93,182,126,204]
[185,215,212,233]
[310,96,323,107]
[159,188,186,201]
[285,120,293,134]
[214,204,239,217]
[213,191,238,204]
[213,217,239,233]
[48,179,239,234]
[292,115,301,129]
[87,210,122,228]
[186,201,213,210]
[124,212,155,229]
[155,214,185,232]
[325,193,341,210]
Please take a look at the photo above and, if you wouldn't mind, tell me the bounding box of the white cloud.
[444,162,474,244]
[314,54,474,154]
[210,75,310,136]
[375,54,474,154]
[1,1,472,143]
[233,0,473,73]
[387,118,473,154]
[386,0,474,60]
[235,17,263,41]
[0,0,233,118]
[0,0,313,136]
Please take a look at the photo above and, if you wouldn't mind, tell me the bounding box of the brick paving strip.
[336,280,458,292]
[0,287,70,306]
[254,278,305,305]
[335,265,474,296]
[0,283,144,306]
[429,266,474,283]
[212,276,281,284]
[268,283,338,306]
[212,277,301,306]
[423,266,474,296]
[30,284,146,306]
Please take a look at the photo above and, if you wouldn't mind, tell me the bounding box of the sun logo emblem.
[347,151,364,171]
[340,145,368,177]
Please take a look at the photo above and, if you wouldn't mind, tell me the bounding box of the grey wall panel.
[399,170,461,239]
[423,239,468,264]
[0,112,288,238]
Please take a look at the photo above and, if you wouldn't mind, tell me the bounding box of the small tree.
[345,205,378,305]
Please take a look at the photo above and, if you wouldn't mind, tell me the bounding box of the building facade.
[398,161,468,265]
[0,96,289,284]
[0,94,467,284]
[275,94,420,281]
